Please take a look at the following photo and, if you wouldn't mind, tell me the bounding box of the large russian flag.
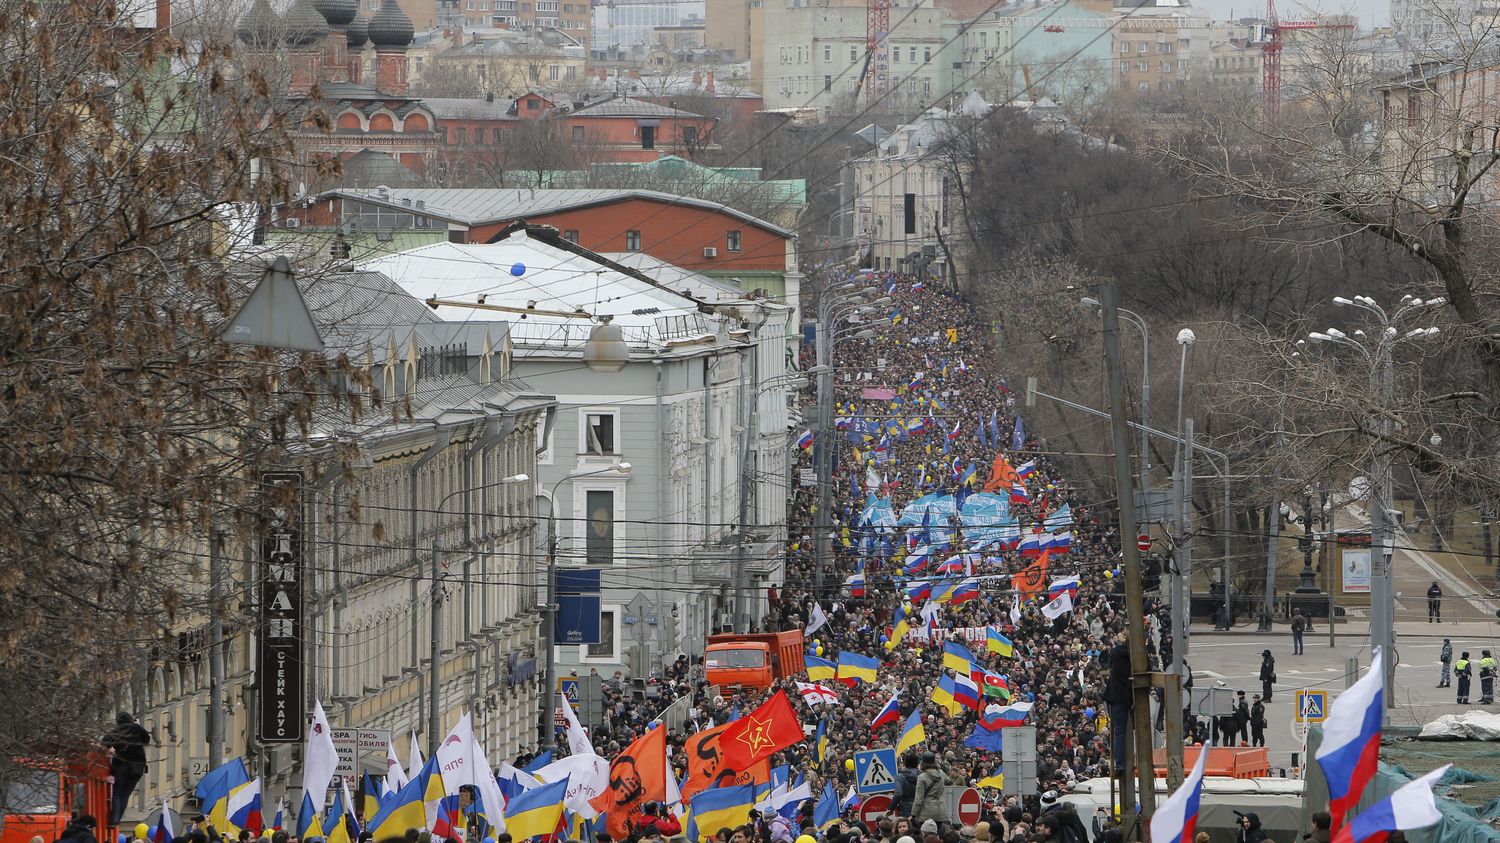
[871,690,902,731]
[1149,741,1210,843]
[1317,648,1385,835]
[1333,764,1448,843]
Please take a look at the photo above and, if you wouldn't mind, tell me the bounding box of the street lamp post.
[814,283,890,595]
[1308,294,1443,715]
[1170,328,1196,673]
[537,463,632,746]
[428,472,531,756]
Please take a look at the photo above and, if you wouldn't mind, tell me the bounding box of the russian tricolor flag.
[906,581,931,602]
[950,579,979,604]
[1317,648,1385,834]
[871,691,902,731]
[1010,483,1031,505]
[1018,532,1043,558]
[1048,576,1080,600]
[953,672,982,710]
[1016,460,1035,478]
[845,573,866,598]
[1148,740,1210,843]
[947,422,963,441]
[797,430,815,450]
[1333,764,1448,843]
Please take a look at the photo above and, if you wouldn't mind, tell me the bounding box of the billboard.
[257,470,305,743]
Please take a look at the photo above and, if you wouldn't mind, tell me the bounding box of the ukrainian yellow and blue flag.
[503,776,570,841]
[836,651,879,684]
[685,784,756,842]
[897,709,926,755]
[814,719,828,765]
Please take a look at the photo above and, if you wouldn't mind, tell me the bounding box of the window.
[924,47,931,62]
[727,230,742,251]
[682,125,698,146]
[626,229,641,250]
[527,98,540,110]
[1161,61,1172,73]
[1158,41,1171,52]
[1138,60,1148,72]
[903,193,916,234]
[563,229,580,243]
[567,65,577,80]
[640,125,655,149]
[1120,60,1129,73]
[1160,80,1172,91]
[585,412,617,454]
[1138,80,1149,91]
[585,490,615,565]
[1138,41,1148,52]
[572,125,585,141]
[549,64,560,80]
[824,45,832,61]
[586,610,615,657]
[851,46,858,61]
[454,126,467,143]
[1119,40,1129,54]
[824,75,832,91]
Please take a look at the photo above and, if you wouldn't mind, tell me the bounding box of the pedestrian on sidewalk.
[1427,582,1443,623]
[1259,650,1276,702]
[1249,695,1266,747]
[1290,610,1306,655]
[1479,650,1497,704]
[1439,639,1453,688]
[1456,651,1472,704]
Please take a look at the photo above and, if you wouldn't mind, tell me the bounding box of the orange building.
[289,187,802,305]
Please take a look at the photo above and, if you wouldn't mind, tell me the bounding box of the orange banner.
[590,726,667,838]
[1014,551,1050,600]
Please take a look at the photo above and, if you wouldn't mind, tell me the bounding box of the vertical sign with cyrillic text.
[257,470,305,743]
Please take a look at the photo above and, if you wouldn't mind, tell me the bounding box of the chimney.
[155,0,171,33]
[706,69,714,91]
[692,70,701,87]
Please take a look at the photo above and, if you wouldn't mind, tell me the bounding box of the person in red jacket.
[635,803,682,838]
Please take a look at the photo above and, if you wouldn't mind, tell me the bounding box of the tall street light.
[1170,327,1196,672]
[1307,293,1442,714]
[536,462,632,745]
[428,472,531,755]
[1081,297,1150,495]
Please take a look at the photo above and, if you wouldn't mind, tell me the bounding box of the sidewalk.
[1187,619,1500,640]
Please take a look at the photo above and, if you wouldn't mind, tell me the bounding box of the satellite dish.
[1349,476,1371,501]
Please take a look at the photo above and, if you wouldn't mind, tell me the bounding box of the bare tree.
[0,0,358,790]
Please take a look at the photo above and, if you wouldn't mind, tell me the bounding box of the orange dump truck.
[704,630,806,691]
[1,751,115,843]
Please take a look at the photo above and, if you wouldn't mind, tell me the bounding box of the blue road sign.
[855,747,899,795]
[1295,689,1328,723]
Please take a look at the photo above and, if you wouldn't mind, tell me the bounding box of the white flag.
[1041,591,1074,620]
[384,741,407,796]
[806,602,829,636]
[535,753,612,818]
[557,692,595,757]
[469,731,508,833]
[302,700,339,812]
[1010,593,1021,625]
[407,731,424,781]
[436,712,478,796]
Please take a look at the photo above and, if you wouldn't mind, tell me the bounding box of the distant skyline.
[1190,0,1385,27]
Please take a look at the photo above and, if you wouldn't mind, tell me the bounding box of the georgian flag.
[795,682,841,706]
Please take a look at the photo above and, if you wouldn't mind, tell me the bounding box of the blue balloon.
[510,262,526,276]
[1085,707,1096,720]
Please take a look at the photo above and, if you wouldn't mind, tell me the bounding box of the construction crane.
[1262,0,1355,122]
[866,0,890,103]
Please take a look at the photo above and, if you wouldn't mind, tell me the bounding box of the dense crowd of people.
[522,271,1165,843]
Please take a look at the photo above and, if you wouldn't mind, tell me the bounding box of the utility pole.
[430,537,443,757]
[540,520,558,745]
[1264,490,1280,630]
[814,301,834,597]
[732,325,760,633]
[208,528,225,770]
[1100,279,1158,829]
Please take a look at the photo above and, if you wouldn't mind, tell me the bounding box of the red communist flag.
[716,690,805,773]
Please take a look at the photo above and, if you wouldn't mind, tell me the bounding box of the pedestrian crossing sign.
[855,747,899,795]
[1295,689,1328,723]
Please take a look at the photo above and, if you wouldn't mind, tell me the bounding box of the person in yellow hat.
[133,824,150,843]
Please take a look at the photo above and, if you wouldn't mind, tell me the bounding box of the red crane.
[1262,0,1355,121]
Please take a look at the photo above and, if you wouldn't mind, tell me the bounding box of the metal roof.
[421,97,520,121]
[358,228,725,351]
[328,187,794,236]
[567,96,706,119]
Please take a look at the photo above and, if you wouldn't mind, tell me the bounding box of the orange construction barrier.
[1151,746,1271,779]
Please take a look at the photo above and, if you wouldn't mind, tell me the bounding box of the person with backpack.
[894,752,921,818]
[911,753,951,831]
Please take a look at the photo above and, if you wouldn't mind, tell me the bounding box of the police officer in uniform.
[1480,650,1498,704]
[1456,651,1473,705]
[1427,581,1443,622]
[1439,638,1453,688]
